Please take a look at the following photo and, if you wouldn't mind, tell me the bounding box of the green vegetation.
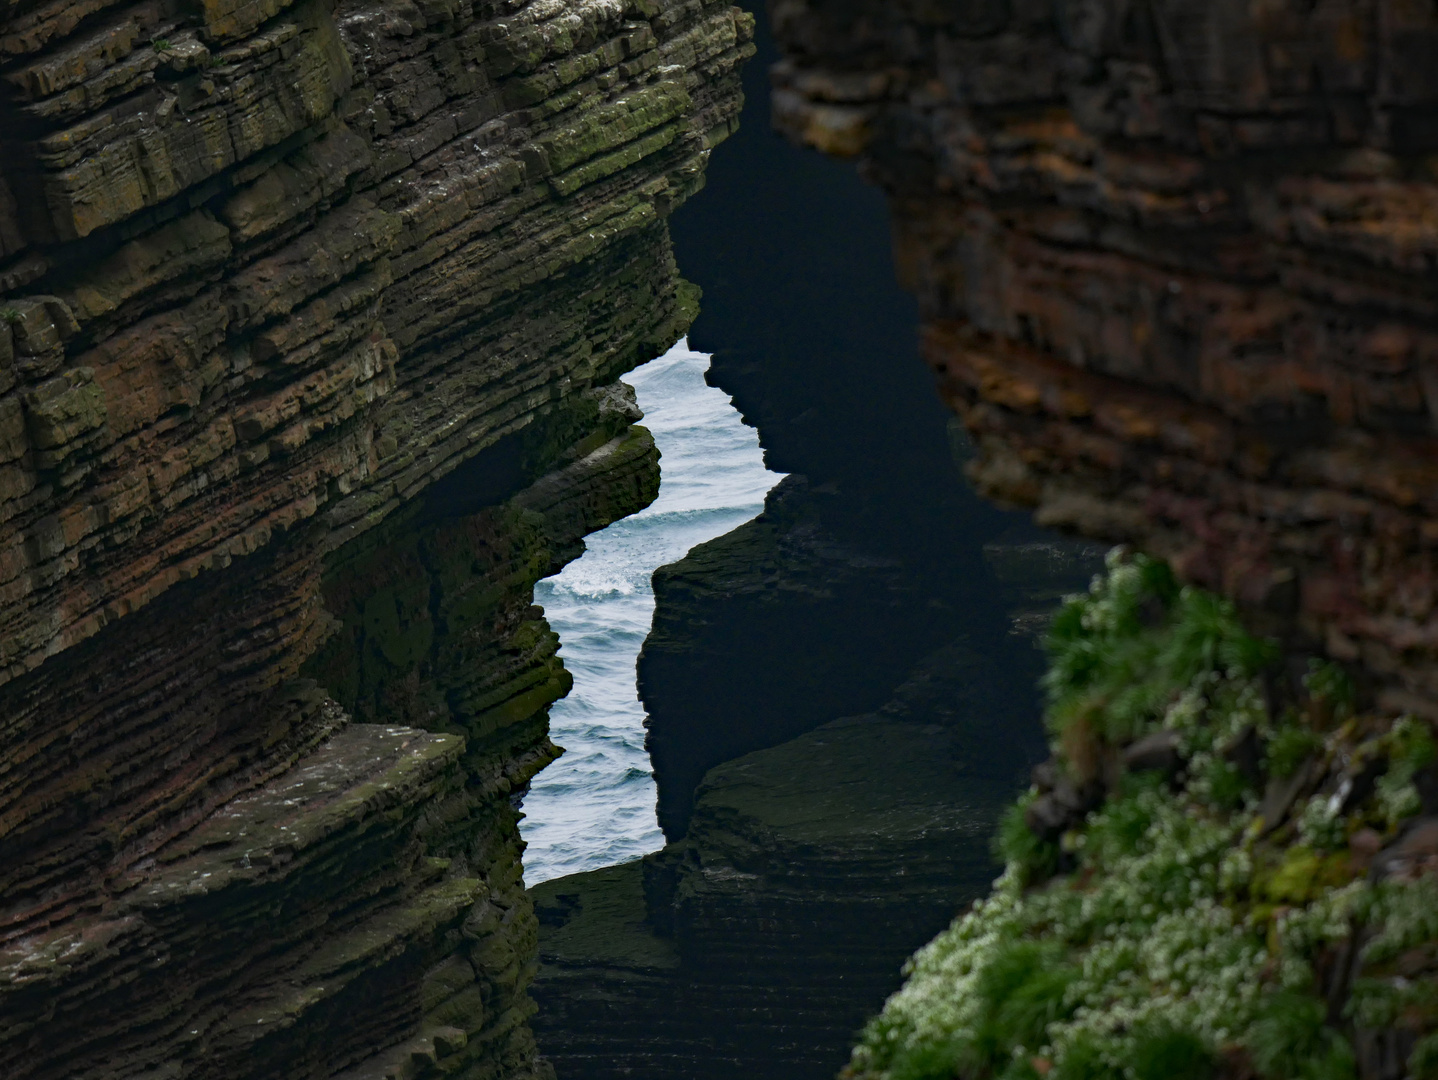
[845,551,1438,1080]
[0,307,22,324]
[995,795,1058,887]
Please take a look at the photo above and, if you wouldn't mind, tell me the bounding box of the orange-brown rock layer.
[0,0,750,1075]
[769,0,1438,715]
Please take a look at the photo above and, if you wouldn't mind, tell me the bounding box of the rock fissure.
[534,5,1438,1080]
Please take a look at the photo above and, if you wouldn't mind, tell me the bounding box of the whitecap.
[519,340,784,885]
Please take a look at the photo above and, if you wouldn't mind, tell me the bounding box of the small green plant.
[1304,660,1355,726]
[1373,716,1435,826]
[1296,795,1346,851]
[0,306,22,324]
[884,1040,964,1080]
[151,36,172,52]
[1268,723,1322,779]
[970,941,1078,1065]
[1130,1023,1217,1080]
[1055,1033,1121,1080]
[1388,715,1437,772]
[1248,991,1356,1080]
[1041,552,1276,749]
[1201,757,1249,811]
[1409,1032,1438,1079]
[1085,772,1161,861]
[995,796,1058,886]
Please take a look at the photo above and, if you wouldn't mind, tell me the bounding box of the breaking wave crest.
[519,340,783,885]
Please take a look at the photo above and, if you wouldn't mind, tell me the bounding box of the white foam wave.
[519,340,783,885]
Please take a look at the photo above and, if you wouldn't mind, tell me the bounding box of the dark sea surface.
[519,341,783,884]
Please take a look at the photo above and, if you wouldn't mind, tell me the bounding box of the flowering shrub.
[845,553,1438,1080]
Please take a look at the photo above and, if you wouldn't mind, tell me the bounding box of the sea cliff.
[769,2,1438,1078]
[771,0,1438,711]
[529,19,1105,1077]
[0,1,751,1076]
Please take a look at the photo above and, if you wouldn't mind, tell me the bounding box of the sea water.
[519,340,783,885]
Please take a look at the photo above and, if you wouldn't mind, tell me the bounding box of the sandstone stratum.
[0,0,752,1076]
[9,0,1438,1078]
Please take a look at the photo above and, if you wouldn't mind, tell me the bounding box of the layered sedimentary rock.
[638,472,1062,839]
[768,4,1438,1079]
[533,641,1035,1080]
[0,0,752,1075]
[531,521,1097,1080]
[636,15,1100,843]
[529,22,1107,1078]
[771,0,1438,717]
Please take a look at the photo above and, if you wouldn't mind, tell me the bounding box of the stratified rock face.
[0,0,752,1075]
[532,542,1104,1080]
[639,472,1052,839]
[532,644,1024,1080]
[529,24,1107,1077]
[770,0,1438,715]
[634,14,1094,843]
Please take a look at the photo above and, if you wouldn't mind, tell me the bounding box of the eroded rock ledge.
[770,0,1438,716]
[0,0,752,1075]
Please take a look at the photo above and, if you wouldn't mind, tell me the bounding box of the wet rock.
[1222,725,1266,788]
[1352,1027,1418,1080]
[1025,792,1076,843]
[1123,730,1183,776]
[1373,818,1438,883]
[769,0,1438,721]
[1025,764,1104,842]
[1415,765,1438,816]
[1349,828,1385,874]
[1258,758,1322,837]
[535,708,1015,1080]
[1032,759,1063,793]
[1340,753,1390,816]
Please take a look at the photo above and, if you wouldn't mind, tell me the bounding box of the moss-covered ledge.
[848,553,1438,1080]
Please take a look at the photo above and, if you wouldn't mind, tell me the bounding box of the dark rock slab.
[533,700,1014,1080]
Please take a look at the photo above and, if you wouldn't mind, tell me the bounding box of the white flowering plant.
[844,554,1438,1080]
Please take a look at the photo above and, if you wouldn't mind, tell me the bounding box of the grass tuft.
[1130,1023,1217,1080]
[844,553,1431,1080]
[996,797,1058,886]
[1248,992,1355,1080]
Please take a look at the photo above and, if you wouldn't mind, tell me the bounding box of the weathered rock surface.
[533,501,1099,1078]
[770,0,1438,718]
[0,0,751,1074]
[631,17,1105,843]
[639,472,1057,839]
[528,22,1107,1077]
[768,6,1438,1079]
[532,650,1020,1080]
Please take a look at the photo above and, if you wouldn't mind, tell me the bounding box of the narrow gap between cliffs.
[518,339,785,885]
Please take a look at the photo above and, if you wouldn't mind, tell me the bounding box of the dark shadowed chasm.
[650,14,1076,839]
[526,16,1105,1080]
